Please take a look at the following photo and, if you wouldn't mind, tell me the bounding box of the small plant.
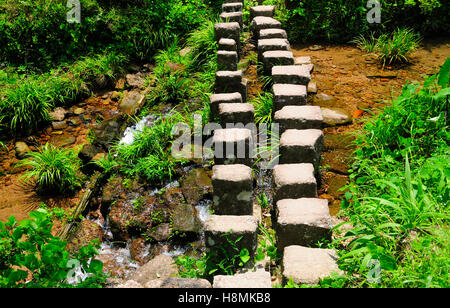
[255,225,278,263]
[251,92,274,124]
[353,28,422,66]
[0,208,106,288]
[257,193,269,210]
[19,143,83,194]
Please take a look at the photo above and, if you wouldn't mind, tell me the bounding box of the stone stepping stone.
[273,84,307,111]
[210,92,242,118]
[272,65,311,86]
[214,22,241,49]
[240,78,248,103]
[308,81,317,94]
[259,28,287,40]
[279,129,324,167]
[273,163,317,203]
[250,5,275,20]
[274,106,323,134]
[257,38,290,58]
[212,164,253,216]
[282,246,343,285]
[219,38,237,52]
[275,198,332,250]
[213,270,272,288]
[213,128,254,166]
[295,63,314,74]
[218,103,255,126]
[220,11,243,27]
[222,2,243,13]
[262,50,294,75]
[217,50,238,71]
[215,70,243,94]
[205,215,258,258]
[251,16,282,39]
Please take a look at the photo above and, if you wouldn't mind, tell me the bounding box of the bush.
[19,143,83,195]
[335,59,449,288]
[0,208,106,288]
[0,0,214,69]
[283,0,450,44]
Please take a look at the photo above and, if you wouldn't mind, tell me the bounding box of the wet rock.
[309,45,324,51]
[316,93,335,102]
[93,117,123,150]
[180,168,212,204]
[101,175,124,207]
[14,141,31,159]
[308,81,317,94]
[171,203,202,234]
[161,187,185,209]
[116,280,143,288]
[115,78,126,90]
[68,117,81,126]
[110,91,121,101]
[51,121,68,130]
[119,90,141,114]
[130,238,151,266]
[79,143,103,163]
[49,135,76,147]
[73,107,85,115]
[126,73,145,89]
[144,278,212,288]
[127,254,178,285]
[49,107,66,121]
[146,223,170,242]
[321,108,352,126]
[66,220,104,253]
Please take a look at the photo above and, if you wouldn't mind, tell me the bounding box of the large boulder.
[119,90,141,114]
[171,204,202,235]
[66,220,104,253]
[14,141,31,159]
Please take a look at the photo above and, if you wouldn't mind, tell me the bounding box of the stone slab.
[274,106,323,134]
[273,84,307,111]
[279,129,324,167]
[272,65,311,86]
[273,163,317,202]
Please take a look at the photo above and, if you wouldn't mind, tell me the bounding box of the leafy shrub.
[0,0,213,69]
[0,208,106,288]
[19,143,83,195]
[283,0,449,44]
[335,59,449,288]
[353,28,422,65]
[251,92,273,124]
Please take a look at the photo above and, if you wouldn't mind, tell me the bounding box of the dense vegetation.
[335,59,449,288]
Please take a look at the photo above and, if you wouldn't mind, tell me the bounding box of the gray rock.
[127,254,178,285]
[282,246,343,285]
[273,163,317,203]
[279,129,324,168]
[217,50,238,71]
[51,121,68,130]
[116,280,143,288]
[276,198,332,250]
[171,203,202,234]
[213,270,272,288]
[49,135,76,148]
[145,277,212,288]
[147,223,170,242]
[78,143,103,163]
[119,90,141,114]
[126,73,145,89]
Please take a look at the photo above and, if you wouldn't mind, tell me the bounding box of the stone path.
[206,2,340,288]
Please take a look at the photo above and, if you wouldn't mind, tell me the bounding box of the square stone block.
[273,84,307,111]
[219,103,254,126]
[250,5,275,20]
[212,164,253,216]
[205,215,258,258]
[213,270,272,288]
[279,129,324,167]
[273,163,317,202]
[274,106,323,134]
[215,70,243,94]
[213,128,254,166]
[262,50,294,75]
[217,50,238,71]
[210,92,242,118]
[220,11,243,27]
[282,246,343,285]
[276,198,332,250]
[219,38,237,52]
[222,2,243,13]
[272,65,311,86]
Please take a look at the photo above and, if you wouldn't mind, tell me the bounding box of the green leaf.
[437,58,450,88]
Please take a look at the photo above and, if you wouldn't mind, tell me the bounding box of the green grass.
[18,143,83,195]
[353,28,422,66]
[333,58,449,288]
[251,92,274,124]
